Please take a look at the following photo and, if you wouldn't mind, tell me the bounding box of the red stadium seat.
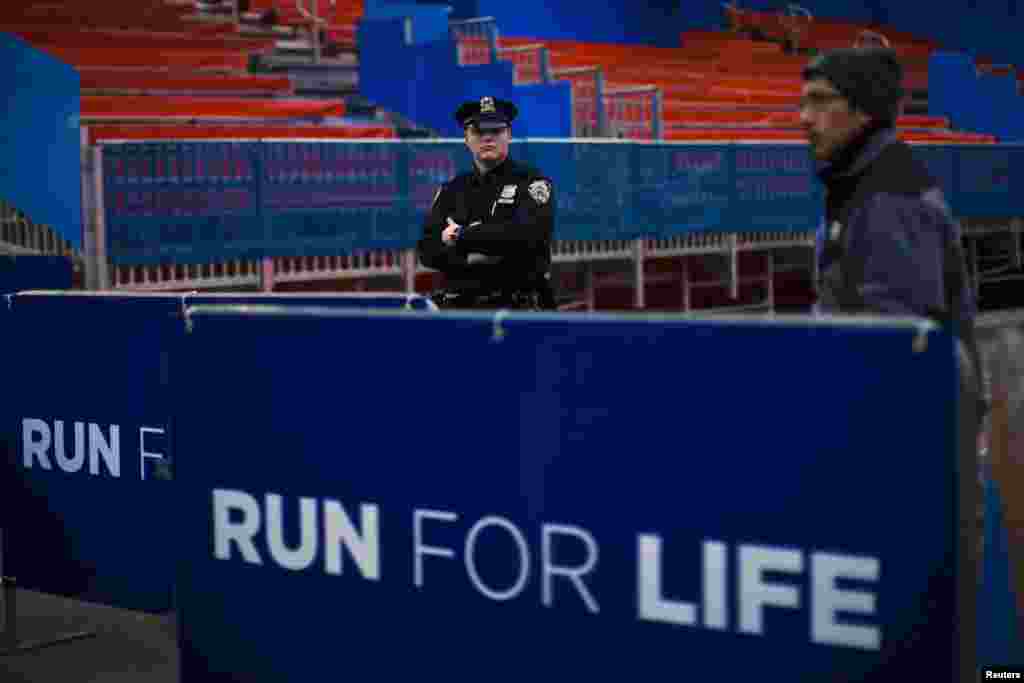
[36,45,250,71]
[86,124,396,144]
[0,0,232,33]
[79,70,294,96]
[5,26,276,52]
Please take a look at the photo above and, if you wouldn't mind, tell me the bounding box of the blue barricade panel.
[101,140,1024,265]
[0,291,435,612]
[4,292,183,612]
[174,308,964,680]
[0,255,73,294]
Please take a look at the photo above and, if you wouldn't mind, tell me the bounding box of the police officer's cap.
[455,96,518,131]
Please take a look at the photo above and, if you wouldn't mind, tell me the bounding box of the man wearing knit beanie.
[803,51,987,634]
[800,45,982,358]
[801,47,905,161]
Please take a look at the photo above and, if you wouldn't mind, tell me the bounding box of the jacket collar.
[472,157,511,185]
[816,123,898,185]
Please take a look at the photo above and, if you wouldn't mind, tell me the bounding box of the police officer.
[417,96,556,310]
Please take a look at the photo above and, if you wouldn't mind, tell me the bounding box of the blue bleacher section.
[880,1,1023,80]
[0,33,82,249]
[358,14,573,138]
[930,53,1024,143]
[474,0,684,47]
[369,0,684,45]
[369,0,1022,73]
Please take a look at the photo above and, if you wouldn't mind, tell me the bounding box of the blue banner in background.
[101,141,1024,265]
[915,145,958,202]
[955,145,1020,218]
[521,142,630,241]
[730,145,824,231]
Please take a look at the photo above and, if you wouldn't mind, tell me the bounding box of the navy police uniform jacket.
[815,123,985,391]
[417,157,554,295]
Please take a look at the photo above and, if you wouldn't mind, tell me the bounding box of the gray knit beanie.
[802,47,905,124]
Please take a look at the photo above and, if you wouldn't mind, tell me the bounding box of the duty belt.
[430,288,546,311]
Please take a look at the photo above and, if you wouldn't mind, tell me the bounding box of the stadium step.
[258,52,357,68]
[239,22,299,38]
[178,11,237,25]
[252,55,359,95]
[276,38,317,52]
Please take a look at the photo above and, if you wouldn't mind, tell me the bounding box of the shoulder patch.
[528,179,551,205]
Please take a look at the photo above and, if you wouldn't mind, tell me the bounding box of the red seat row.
[664,128,996,143]
[78,70,293,96]
[4,25,276,52]
[80,96,346,121]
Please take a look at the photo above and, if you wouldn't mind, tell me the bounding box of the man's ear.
[851,107,872,131]
[853,99,874,123]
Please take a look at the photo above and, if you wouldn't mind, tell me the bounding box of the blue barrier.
[0,255,73,294]
[174,307,969,680]
[0,291,436,612]
[100,140,1024,265]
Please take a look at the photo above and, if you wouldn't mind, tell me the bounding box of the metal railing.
[552,67,608,137]
[962,218,1024,296]
[605,87,663,140]
[498,44,550,85]
[447,17,657,139]
[0,200,77,258]
[292,0,331,64]
[100,234,815,315]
